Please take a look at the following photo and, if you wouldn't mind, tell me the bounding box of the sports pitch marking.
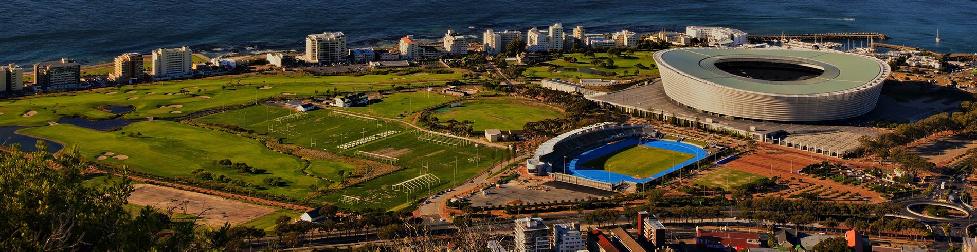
[568,140,708,184]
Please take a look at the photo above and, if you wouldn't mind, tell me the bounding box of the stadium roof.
[657,48,886,95]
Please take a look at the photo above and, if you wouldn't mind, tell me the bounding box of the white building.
[442,29,468,55]
[483,29,523,55]
[907,55,942,69]
[586,36,616,49]
[553,223,584,252]
[685,26,748,47]
[151,46,192,79]
[526,27,549,52]
[514,217,551,252]
[649,31,692,46]
[1,64,24,92]
[526,23,565,52]
[612,29,639,48]
[266,53,285,68]
[548,23,565,51]
[305,32,348,64]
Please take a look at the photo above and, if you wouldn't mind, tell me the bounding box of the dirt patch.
[375,148,412,158]
[913,134,977,166]
[720,145,883,203]
[128,184,275,227]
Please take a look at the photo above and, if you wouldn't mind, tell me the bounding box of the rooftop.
[656,48,888,95]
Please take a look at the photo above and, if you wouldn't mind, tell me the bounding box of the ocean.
[1,0,975,65]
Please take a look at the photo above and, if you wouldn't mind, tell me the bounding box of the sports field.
[585,145,694,178]
[523,51,660,80]
[20,121,317,198]
[433,97,563,131]
[344,91,454,118]
[0,71,462,127]
[693,168,764,191]
[198,105,506,210]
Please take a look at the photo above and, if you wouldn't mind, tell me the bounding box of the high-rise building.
[33,58,80,90]
[483,29,523,55]
[304,32,348,64]
[151,46,192,79]
[110,53,143,83]
[526,27,548,52]
[612,29,639,48]
[442,29,468,55]
[1,64,24,92]
[572,26,585,40]
[548,23,565,51]
[514,217,551,252]
[553,223,584,252]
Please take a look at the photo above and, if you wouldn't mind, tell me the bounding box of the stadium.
[527,123,709,191]
[654,48,891,122]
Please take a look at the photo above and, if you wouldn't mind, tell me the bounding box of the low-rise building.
[368,60,411,69]
[586,37,616,49]
[695,227,767,251]
[266,53,293,68]
[638,211,667,247]
[351,48,376,63]
[484,129,503,142]
[333,93,369,107]
[33,58,81,90]
[685,26,748,47]
[285,101,317,112]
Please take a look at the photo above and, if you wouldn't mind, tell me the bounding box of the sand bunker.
[22,110,37,117]
[113,154,129,160]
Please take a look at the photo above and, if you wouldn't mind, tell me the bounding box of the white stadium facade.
[654,48,890,122]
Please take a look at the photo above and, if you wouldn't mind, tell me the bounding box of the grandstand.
[528,122,710,192]
[527,122,651,175]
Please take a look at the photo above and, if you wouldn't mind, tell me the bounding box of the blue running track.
[565,139,708,184]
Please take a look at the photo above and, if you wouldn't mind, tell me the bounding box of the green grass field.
[344,91,454,118]
[523,51,660,80]
[198,105,506,210]
[240,209,300,233]
[20,121,317,198]
[693,168,765,191]
[433,97,563,131]
[585,145,693,178]
[0,71,462,127]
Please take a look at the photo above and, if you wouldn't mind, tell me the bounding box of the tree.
[811,237,849,252]
[0,147,199,251]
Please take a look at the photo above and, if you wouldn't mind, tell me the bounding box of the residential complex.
[612,29,639,48]
[442,29,468,55]
[304,32,348,64]
[552,223,584,252]
[483,29,522,55]
[33,58,81,90]
[1,64,24,92]
[513,217,551,252]
[398,35,440,60]
[151,46,192,79]
[527,23,565,52]
[685,26,748,47]
[110,53,143,83]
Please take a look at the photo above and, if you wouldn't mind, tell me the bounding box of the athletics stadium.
[527,123,710,191]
